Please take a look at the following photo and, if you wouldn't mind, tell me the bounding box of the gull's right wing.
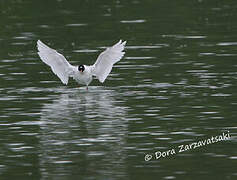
[37,40,75,85]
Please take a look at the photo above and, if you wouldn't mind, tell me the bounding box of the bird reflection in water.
[38,87,128,178]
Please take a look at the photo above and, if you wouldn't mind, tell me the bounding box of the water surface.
[0,0,237,179]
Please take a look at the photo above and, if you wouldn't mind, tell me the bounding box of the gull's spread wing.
[92,40,126,83]
[37,40,74,85]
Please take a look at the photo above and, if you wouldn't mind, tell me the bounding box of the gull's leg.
[86,86,88,90]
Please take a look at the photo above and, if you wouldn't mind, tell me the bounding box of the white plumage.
[92,40,126,83]
[37,40,126,87]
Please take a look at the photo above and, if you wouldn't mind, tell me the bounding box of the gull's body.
[72,65,93,86]
[37,40,126,88]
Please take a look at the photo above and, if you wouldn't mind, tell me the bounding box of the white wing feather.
[92,40,126,83]
[37,40,74,85]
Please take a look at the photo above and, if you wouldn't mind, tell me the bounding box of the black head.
[78,65,85,72]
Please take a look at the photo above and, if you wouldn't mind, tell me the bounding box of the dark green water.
[0,0,237,179]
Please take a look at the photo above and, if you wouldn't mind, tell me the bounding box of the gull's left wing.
[91,40,126,83]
